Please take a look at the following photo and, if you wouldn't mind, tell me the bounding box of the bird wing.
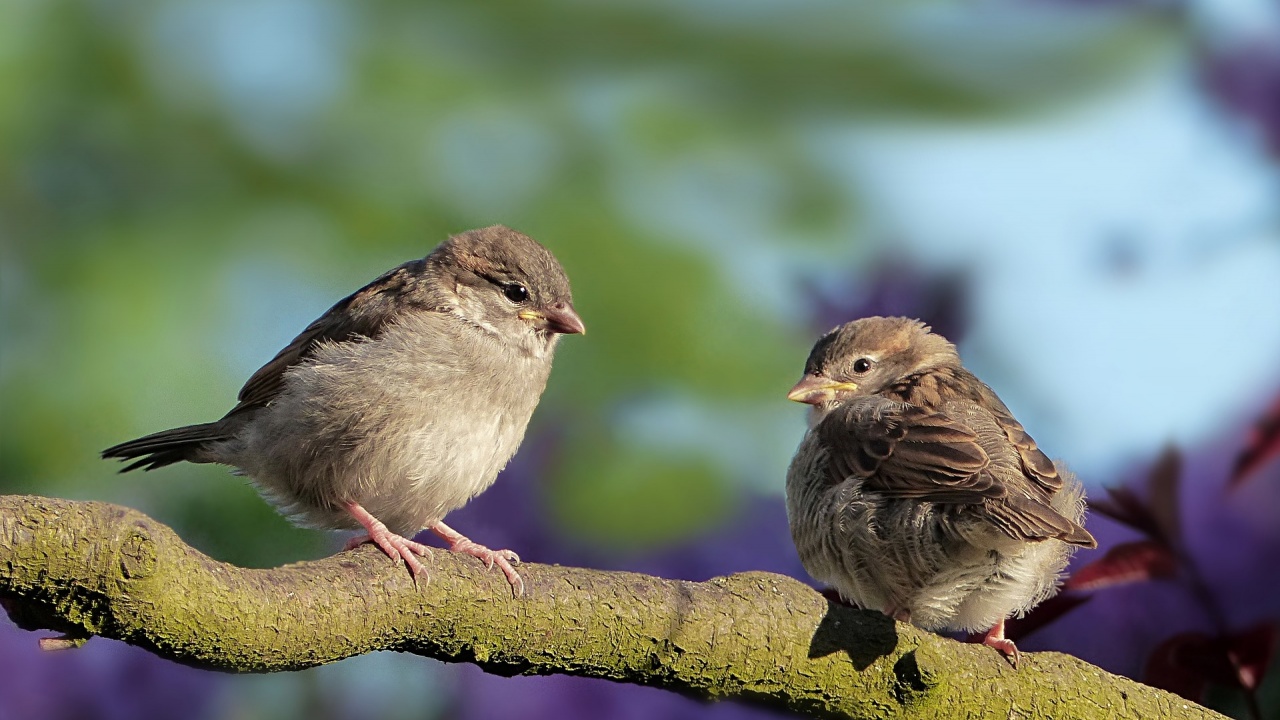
[818,397,1003,503]
[941,399,1095,545]
[229,259,435,414]
[820,396,1093,545]
[961,371,1063,494]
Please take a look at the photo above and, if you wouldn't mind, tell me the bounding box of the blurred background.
[3,0,1280,718]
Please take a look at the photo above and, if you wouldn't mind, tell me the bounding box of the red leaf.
[1064,541,1178,591]
[1003,593,1092,643]
[1088,486,1164,541]
[1147,446,1181,544]
[1144,624,1277,700]
[1176,636,1248,687]
[1232,394,1280,489]
[1146,632,1212,702]
[1226,623,1276,691]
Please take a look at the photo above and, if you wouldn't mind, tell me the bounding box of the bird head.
[430,226,585,355]
[787,316,958,416]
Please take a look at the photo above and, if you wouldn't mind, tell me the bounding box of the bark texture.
[0,495,1223,719]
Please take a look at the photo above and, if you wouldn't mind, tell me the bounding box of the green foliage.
[0,0,1172,562]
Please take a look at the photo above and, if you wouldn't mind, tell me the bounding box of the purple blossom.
[1203,43,1280,157]
[1022,435,1280,712]
[804,258,970,344]
[0,621,221,720]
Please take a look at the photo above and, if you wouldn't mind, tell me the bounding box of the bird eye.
[853,358,873,374]
[502,283,529,304]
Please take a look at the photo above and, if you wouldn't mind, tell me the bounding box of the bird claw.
[431,522,525,597]
[343,502,433,585]
[982,619,1021,668]
[447,538,524,597]
[346,530,434,584]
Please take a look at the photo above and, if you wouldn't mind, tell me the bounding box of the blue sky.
[834,48,1280,481]
[133,0,1280,489]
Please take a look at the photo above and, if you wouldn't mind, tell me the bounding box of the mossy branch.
[1,495,1221,720]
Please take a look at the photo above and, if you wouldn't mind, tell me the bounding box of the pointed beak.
[520,303,586,336]
[786,375,858,405]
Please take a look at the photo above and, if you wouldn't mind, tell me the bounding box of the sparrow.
[103,225,584,596]
[785,316,1095,665]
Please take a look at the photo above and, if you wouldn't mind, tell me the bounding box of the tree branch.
[1,495,1221,719]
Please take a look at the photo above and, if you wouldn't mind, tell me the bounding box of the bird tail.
[1057,520,1097,548]
[1051,470,1098,548]
[101,423,228,472]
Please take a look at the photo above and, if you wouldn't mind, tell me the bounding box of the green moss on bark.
[1,495,1225,720]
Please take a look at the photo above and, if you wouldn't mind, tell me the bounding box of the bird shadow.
[807,589,899,671]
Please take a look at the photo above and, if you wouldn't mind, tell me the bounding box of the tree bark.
[0,495,1222,719]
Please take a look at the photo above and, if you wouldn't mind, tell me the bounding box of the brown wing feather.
[991,407,1062,492]
[229,259,435,415]
[821,395,1094,546]
[819,398,1004,503]
[955,369,1063,493]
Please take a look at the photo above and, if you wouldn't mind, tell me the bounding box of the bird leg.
[342,501,432,583]
[880,599,911,622]
[981,618,1021,668]
[874,597,912,623]
[430,521,524,597]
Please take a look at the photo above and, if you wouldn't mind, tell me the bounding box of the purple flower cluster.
[1204,43,1280,157]
[0,621,221,720]
[1021,432,1280,717]
[804,258,969,342]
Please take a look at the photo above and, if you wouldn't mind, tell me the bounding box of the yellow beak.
[519,304,586,335]
[786,375,858,405]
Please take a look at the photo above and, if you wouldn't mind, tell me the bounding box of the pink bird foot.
[883,605,912,624]
[430,521,524,597]
[982,618,1021,668]
[343,501,433,583]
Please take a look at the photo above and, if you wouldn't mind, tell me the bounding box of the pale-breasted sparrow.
[785,316,1094,664]
[104,225,584,596]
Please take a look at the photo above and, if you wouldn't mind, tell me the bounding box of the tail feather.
[102,423,227,472]
[1050,468,1098,548]
[1058,521,1098,549]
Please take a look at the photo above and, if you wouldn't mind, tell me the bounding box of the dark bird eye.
[503,283,529,304]
[853,358,873,374]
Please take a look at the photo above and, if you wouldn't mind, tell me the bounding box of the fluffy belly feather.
[226,327,540,537]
